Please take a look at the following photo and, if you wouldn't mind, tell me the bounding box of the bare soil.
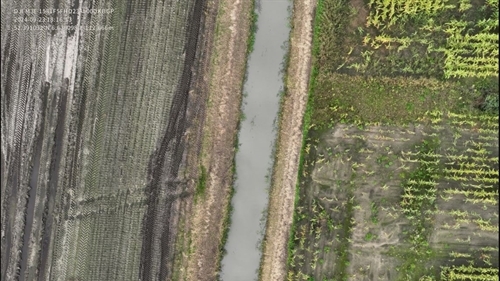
[259,0,317,280]
[302,125,426,280]
[349,0,368,31]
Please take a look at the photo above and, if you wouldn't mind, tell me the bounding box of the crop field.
[285,0,499,280]
[1,0,207,280]
[288,118,499,280]
[320,0,499,79]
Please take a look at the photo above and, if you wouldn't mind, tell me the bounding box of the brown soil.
[259,0,317,280]
[349,0,368,31]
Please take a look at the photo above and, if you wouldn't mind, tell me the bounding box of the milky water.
[219,0,291,280]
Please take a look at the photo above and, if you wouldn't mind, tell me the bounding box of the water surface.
[220,0,291,280]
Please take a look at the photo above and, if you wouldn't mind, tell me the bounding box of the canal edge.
[258,0,317,280]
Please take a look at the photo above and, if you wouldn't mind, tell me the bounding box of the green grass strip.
[286,0,324,268]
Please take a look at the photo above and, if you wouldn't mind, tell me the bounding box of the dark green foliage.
[196,165,207,197]
[247,9,258,55]
[472,78,499,115]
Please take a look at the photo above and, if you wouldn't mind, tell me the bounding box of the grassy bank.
[214,0,258,277]
[247,9,258,55]
[285,0,324,270]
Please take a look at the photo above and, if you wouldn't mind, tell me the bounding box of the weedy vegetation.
[285,0,499,280]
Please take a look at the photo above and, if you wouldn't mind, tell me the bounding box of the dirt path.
[170,0,253,280]
[259,0,316,280]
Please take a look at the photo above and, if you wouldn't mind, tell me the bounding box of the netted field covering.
[1,0,198,280]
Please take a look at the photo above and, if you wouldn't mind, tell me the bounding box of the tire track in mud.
[2,5,47,276]
[1,143,23,281]
[38,80,67,281]
[55,10,110,277]
[18,81,49,281]
[168,0,219,274]
[1,32,14,123]
[18,25,47,280]
[0,32,15,234]
[37,82,67,281]
[2,36,32,280]
[0,30,17,274]
[2,1,90,280]
[139,0,205,279]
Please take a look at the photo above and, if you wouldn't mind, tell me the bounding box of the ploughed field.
[285,0,499,280]
[1,0,204,280]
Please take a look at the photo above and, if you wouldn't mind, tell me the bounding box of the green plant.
[239,111,246,121]
[440,265,499,281]
[364,232,376,241]
[370,202,379,224]
[196,165,208,198]
[481,90,499,115]
[247,9,259,55]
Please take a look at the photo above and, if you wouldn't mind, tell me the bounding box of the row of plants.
[343,0,499,79]
[443,16,499,78]
[287,178,356,281]
[392,137,441,279]
[440,265,499,281]
[366,0,454,30]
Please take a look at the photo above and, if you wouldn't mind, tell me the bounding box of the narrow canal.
[219,0,292,280]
